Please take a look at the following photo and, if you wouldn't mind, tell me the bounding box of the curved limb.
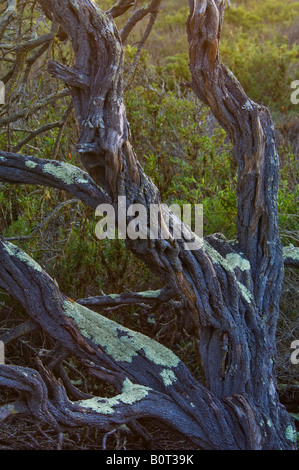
[0,150,110,209]
[0,238,253,449]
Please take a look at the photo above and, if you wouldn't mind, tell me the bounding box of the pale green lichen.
[76,396,117,415]
[139,290,162,298]
[3,242,43,273]
[107,294,120,300]
[285,425,297,443]
[43,162,89,185]
[121,378,151,404]
[0,156,6,162]
[108,290,162,300]
[203,240,223,264]
[236,281,254,304]
[203,241,253,304]
[25,161,37,169]
[204,241,251,273]
[75,378,151,414]
[283,244,299,261]
[159,369,177,387]
[225,253,251,272]
[63,300,180,367]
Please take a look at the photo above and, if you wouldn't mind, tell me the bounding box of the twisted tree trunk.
[0,0,297,450]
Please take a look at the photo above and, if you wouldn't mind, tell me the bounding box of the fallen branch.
[77,287,175,309]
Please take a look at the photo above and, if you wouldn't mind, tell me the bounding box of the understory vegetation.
[0,0,298,449]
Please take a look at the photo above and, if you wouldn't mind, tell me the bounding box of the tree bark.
[0,0,297,450]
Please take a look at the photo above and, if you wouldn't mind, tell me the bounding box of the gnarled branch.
[0,238,255,449]
[0,150,110,208]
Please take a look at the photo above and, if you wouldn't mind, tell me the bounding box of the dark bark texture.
[0,0,297,450]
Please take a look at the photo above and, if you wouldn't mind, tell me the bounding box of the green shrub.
[220,37,299,111]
